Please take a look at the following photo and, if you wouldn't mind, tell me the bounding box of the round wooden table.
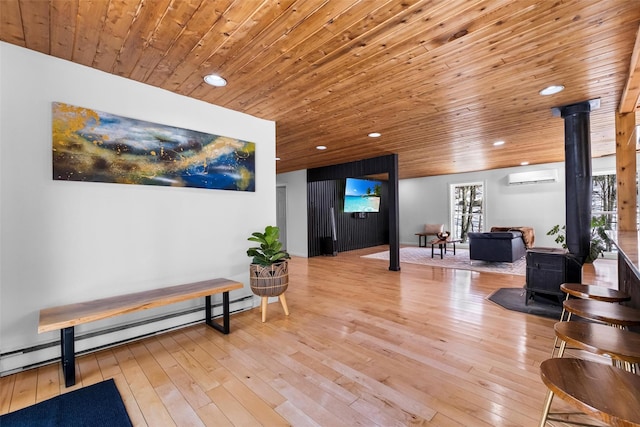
[539,358,640,427]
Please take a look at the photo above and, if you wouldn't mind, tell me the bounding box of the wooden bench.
[39,278,243,387]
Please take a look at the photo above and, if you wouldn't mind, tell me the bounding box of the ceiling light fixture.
[316,145,327,150]
[539,85,564,96]
[275,157,281,161]
[368,132,381,138]
[493,140,505,146]
[203,74,227,87]
[520,161,530,166]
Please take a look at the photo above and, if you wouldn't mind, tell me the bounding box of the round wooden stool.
[539,358,640,427]
[558,283,630,323]
[554,321,640,372]
[563,299,640,328]
[552,284,631,356]
[560,283,630,303]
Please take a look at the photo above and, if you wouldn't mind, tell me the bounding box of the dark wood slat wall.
[307,154,397,181]
[307,179,389,257]
[306,180,337,257]
[307,155,399,269]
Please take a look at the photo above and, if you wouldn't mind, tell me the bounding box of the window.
[450,182,484,243]
[592,172,617,228]
[592,172,617,252]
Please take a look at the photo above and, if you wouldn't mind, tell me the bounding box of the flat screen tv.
[344,178,381,213]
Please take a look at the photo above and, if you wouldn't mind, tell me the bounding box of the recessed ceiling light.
[493,140,505,146]
[275,157,281,161]
[520,161,530,166]
[316,145,327,150]
[539,85,564,96]
[203,74,227,87]
[368,132,381,138]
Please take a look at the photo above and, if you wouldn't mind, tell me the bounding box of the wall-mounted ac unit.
[507,169,558,185]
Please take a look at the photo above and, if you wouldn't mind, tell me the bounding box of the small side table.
[429,238,461,259]
[415,233,430,247]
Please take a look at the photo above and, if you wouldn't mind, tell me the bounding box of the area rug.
[488,287,563,319]
[0,378,132,427]
[362,246,527,276]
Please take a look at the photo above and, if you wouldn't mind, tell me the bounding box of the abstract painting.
[52,102,255,191]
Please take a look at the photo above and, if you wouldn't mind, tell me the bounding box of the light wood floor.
[0,246,618,426]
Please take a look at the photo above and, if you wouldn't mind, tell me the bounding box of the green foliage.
[547,224,567,248]
[589,215,609,263]
[247,225,290,266]
[546,216,611,263]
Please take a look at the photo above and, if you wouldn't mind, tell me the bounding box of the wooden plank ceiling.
[2,0,640,179]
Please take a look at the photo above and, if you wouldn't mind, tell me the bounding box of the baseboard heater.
[0,295,254,377]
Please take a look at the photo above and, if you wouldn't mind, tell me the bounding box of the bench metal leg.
[205,291,231,334]
[61,326,75,387]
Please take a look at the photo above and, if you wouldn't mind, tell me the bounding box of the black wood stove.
[525,100,599,305]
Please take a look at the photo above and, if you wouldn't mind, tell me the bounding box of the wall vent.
[507,169,558,185]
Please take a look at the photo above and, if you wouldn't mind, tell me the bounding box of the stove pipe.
[558,101,593,264]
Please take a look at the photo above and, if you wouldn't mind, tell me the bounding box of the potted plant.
[247,225,290,321]
[546,216,610,263]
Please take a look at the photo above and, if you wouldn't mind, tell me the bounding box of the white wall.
[276,170,308,257]
[400,156,618,247]
[0,43,276,373]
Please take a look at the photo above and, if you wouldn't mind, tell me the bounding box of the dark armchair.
[468,231,527,263]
